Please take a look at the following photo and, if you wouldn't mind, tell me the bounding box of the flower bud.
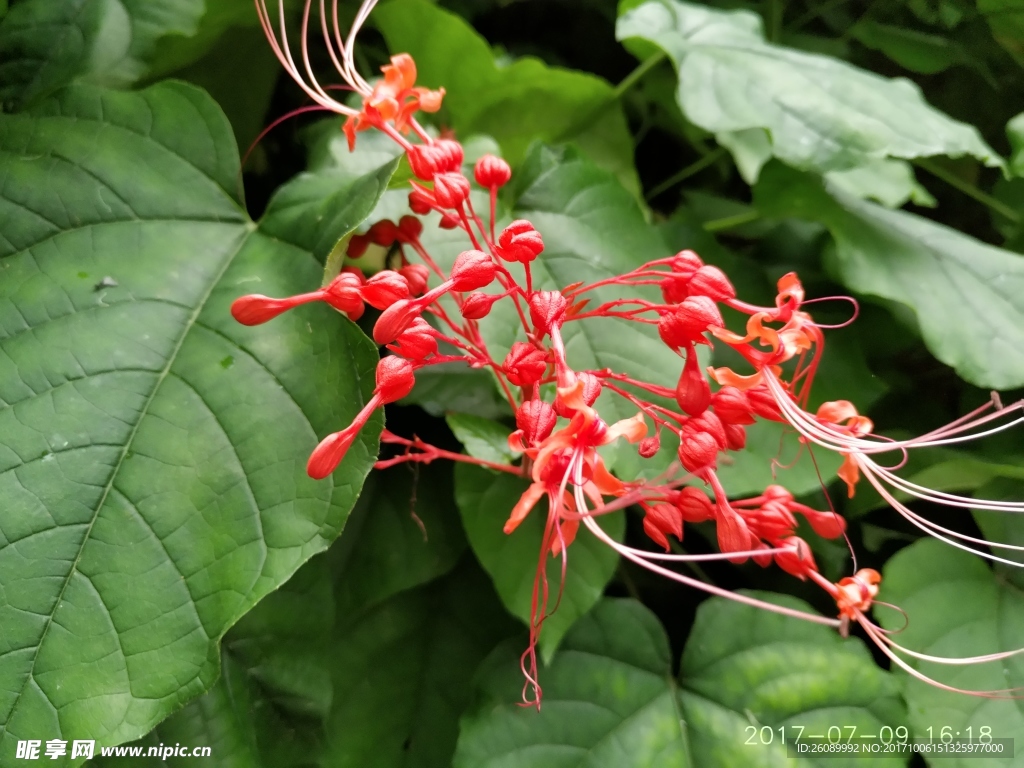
[677,429,718,472]
[746,383,784,422]
[661,275,689,304]
[361,270,411,310]
[688,411,727,450]
[342,266,366,283]
[432,172,471,209]
[307,424,359,480]
[716,503,753,555]
[724,423,746,451]
[516,400,557,445]
[347,233,370,259]
[675,345,711,416]
[409,186,434,214]
[497,220,544,263]
[474,154,512,188]
[388,317,437,360]
[231,293,315,326]
[375,355,416,403]
[323,272,366,320]
[677,486,714,522]
[399,264,430,296]
[450,250,497,292]
[774,536,817,580]
[670,250,703,279]
[396,215,423,244]
[711,386,755,425]
[438,212,460,229]
[687,265,736,301]
[657,295,723,350]
[461,292,501,320]
[407,144,447,180]
[503,342,548,386]
[367,220,399,247]
[529,291,567,336]
[373,298,420,345]
[796,507,847,539]
[434,139,464,172]
[554,371,602,417]
[637,434,661,458]
[643,503,683,551]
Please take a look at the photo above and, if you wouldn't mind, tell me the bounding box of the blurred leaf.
[454,465,625,662]
[446,413,516,465]
[978,0,1024,65]
[374,0,640,194]
[330,466,467,618]
[617,0,1002,176]
[0,81,387,756]
[453,599,690,767]
[324,557,519,768]
[851,20,966,74]
[680,592,907,767]
[825,159,936,209]
[755,162,1024,390]
[880,539,1024,752]
[1007,112,1024,178]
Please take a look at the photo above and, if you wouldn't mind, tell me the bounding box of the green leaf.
[1008,113,1024,179]
[754,162,1024,390]
[617,0,1002,176]
[454,465,625,662]
[850,20,966,75]
[0,0,267,109]
[825,159,936,209]
[330,466,467,618]
[879,539,1024,755]
[453,598,690,767]
[978,0,1024,65]
[374,0,640,194]
[324,557,519,768]
[680,593,907,767]
[0,81,390,755]
[446,413,516,465]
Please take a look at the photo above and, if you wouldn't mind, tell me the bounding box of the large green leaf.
[0,81,392,759]
[454,465,625,662]
[374,0,640,193]
[754,162,1024,390]
[617,0,1001,177]
[453,598,690,767]
[879,539,1024,764]
[324,557,519,768]
[978,0,1024,65]
[0,0,264,108]
[680,593,907,767]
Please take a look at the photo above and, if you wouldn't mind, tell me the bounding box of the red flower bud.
[724,423,746,451]
[675,345,710,416]
[375,355,416,403]
[450,250,497,292]
[677,429,718,472]
[307,424,360,480]
[387,317,437,360]
[529,291,567,336]
[497,220,544,263]
[687,265,735,301]
[323,272,365,320]
[670,250,703,279]
[503,342,548,386]
[716,502,753,555]
[361,270,411,310]
[554,371,602,417]
[461,291,501,320]
[746,383,784,422]
[516,400,557,445]
[432,172,471,209]
[643,503,683,551]
[774,536,817,580]
[434,139,464,172]
[637,434,661,458]
[658,295,723,350]
[347,233,370,259]
[438,211,460,229]
[231,293,315,325]
[342,266,366,283]
[399,264,429,296]
[407,143,447,180]
[373,298,420,345]
[409,186,435,215]
[474,154,512,188]
[795,506,847,539]
[367,220,399,247]
[688,411,727,450]
[711,386,755,425]
[396,215,423,243]
[677,486,714,522]
[661,275,689,304]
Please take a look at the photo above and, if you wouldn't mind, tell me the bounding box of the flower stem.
[646,147,728,200]
[612,51,667,101]
[915,158,1020,224]
[703,209,762,232]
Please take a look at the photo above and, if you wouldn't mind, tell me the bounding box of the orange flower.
[344,54,445,149]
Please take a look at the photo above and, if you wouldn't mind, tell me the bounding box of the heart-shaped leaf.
[0,81,392,756]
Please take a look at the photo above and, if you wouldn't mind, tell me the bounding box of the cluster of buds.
[247,0,1024,706]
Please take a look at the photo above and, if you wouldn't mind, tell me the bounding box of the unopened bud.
[474,154,512,188]
[388,317,437,360]
[434,139,464,172]
[373,298,420,345]
[367,220,399,247]
[231,293,315,326]
[461,292,501,320]
[554,371,602,417]
[516,400,558,445]
[438,211,460,229]
[746,383,784,422]
[432,172,471,209]
[375,356,416,403]
[497,220,544,263]
[637,434,661,458]
[361,270,411,310]
[687,265,736,301]
[529,291,567,336]
[503,342,548,386]
[677,486,714,522]
[724,423,746,451]
[675,346,711,416]
[347,233,370,259]
[643,503,683,551]
[407,143,447,180]
[409,186,434,214]
[396,215,423,244]
[323,272,366,320]
[399,264,430,296]
[677,429,718,472]
[450,250,497,292]
[688,411,727,450]
[657,295,723,350]
[711,386,755,425]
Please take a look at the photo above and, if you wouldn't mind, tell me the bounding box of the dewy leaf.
[0,0,267,108]
[446,413,516,466]
[0,81,391,755]
[754,162,1024,390]
[454,465,625,662]
[324,557,519,768]
[617,0,1002,176]
[879,539,1024,751]
[453,599,689,768]
[680,593,907,766]
[374,0,640,194]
